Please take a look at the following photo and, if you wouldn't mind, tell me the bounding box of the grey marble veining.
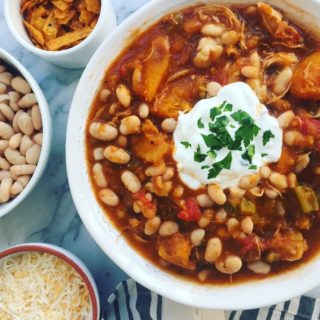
[0,0,320,313]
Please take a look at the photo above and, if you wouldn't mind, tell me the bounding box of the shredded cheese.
[0,252,91,320]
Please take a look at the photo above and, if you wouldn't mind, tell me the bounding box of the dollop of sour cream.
[173,82,283,190]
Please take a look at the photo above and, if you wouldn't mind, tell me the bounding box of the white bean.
[20,135,34,155]
[201,24,224,37]
[247,261,271,274]
[241,216,254,234]
[117,135,128,148]
[207,184,226,205]
[239,173,260,189]
[159,221,179,237]
[121,170,141,193]
[215,255,242,274]
[215,208,228,223]
[99,88,111,102]
[0,72,13,85]
[10,181,23,196]
[0,122,14,140]
[227,217,240,233]
[145,162,166,177]
[116,84,131,107]
[196,194,214,208]
[9,91,20,112]
[93,163,107,187]
[93,147,104,161]
[33,133,42,145]
[4,148,26,165]
[0,83,6,94]
[260,166,271,179]
[0,157,10,170]
[0,140,8,153]
[0,178,12,203]
[241,66,259,78]
[0,103,14,121]
[273,67,293,95]
[269,172,288,190]
[206,81,222,97]
[0,170,10,180]
[17,112,34,136]
[18,93,37,108]
[10,164,36,176]
[11,76,31,94]
[104,146,130,164]
[31,104,42,130]
[12,110,23,132]
[138,103,149,119]
[277,111,294,129]
[205,237,222,262]
[25,144,41,165]
[162,166,175,181]
[144,217,161,236]
[161,118,177,133]
[89,121,118,141]
[99,188,119,206]
[9,133,22,149]
[119,115,141,135]
[221,30,239,45]
[229,186,246,199]
[17,175,30,187]
[0,94,9,103]
[191,229,205,246]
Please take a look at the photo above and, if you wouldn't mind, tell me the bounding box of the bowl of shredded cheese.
[0,243,99,320]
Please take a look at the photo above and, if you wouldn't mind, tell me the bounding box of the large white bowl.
[67,0,320,310]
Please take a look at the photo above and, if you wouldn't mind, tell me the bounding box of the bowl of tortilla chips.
[4,0,117,69]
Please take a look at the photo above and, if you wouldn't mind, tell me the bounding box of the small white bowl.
[4,0,117,69]
[0,49,52,218]
[0,243,100,319]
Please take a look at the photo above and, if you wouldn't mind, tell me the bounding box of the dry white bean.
[162,166,175,181]
[0,83,6,94]
[12,110,23,132]
[241,216,254,234]
[9,133,22,149]
[191,229,205,246]
[201,24,224,37]
[0,66,5,73]
[0,140,8,153]
[215,255,242,274]
[31,104,42,130]
[17,112,34,136]
[144,217,161,236]
[277,111,294,129]
[119,115,141,135]
[205,237,222,262]
[0,178,13,203]
[0,170,10,180]
[26,144,41,165]
[10,181,23,196]
[99,88,111,102]
[159,221,179,237]
[207,184,226,205]
[239,173,260,189]
[161,118,177,133]
[0,157,10,170]
[196,194,214,208]
[269,172,288,190]
[10,164,36,176]
[104,145,130,164]
[18,93,37,108]
[93,147,104,161]
[0,103,14,121]
[206,81,222,97]
[11,76,31,94]
[0,94,9,103]
[17,175,30,187]
[0,72,13,85]
[99,188,119,206]
[20,135,34,155]
[0,122,14,140]
[273,67,293,95]
[5,148,26,165]
[33,133,42,145]
[138,103,149,119]
[9,91,20,112]
[247,261,271,274]
[121,170,141,193]
[89,121,118,141]
[116,84,131,107]
[93,163,107,187]
[145,162,166,177]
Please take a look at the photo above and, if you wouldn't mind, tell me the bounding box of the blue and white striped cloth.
[104,279,320,320]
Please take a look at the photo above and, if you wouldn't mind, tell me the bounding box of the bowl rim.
[0,48,52,218]
[3,0,111,57]
[66,0,320,310]
[0,243,99,320]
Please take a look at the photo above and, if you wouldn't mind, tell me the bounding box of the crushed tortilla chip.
[21,0,101,51]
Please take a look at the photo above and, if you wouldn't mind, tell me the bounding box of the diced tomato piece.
[177,198,201,222]
[133,189,157,218]
[300,118,320,137]
[120,65,127,76]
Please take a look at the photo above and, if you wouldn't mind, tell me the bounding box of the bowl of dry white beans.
[0,48,51,218]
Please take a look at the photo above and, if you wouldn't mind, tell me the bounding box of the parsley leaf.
[194,145,207,163]
[242,145,255,164]
[208,152,232,179]
[201,134,223,150]
[231,110,254,125]
[210,106,222,121]
[224,103,233,112]
[181,141,191,149]
[197,118,204,129]
[248,165,257,170]
[235,123,260,147]
[263,130,275,146]
[261,153,268,157]
[201,165,210,169]
[208,150,217,159]
[228,138,243,151]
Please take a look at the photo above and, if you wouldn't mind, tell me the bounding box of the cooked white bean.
[9,133,22,149]
[229,186,246,199]
[0,122,14,140]
[241,216,254,234]
[5,148,26,165]
[108,102,118,115]
[20,135,34,155]
[33,133,42,145]
[196,194,213,208]
[206,81,222,97]
[247,261,270,274]
[162,166,174,181]
[99,88,111,102]
[0,178,13,202]
[201,24,224,37]
[119,115,141,135]
[191,229,205,246]
[26,144,41,165]
[269,172,288,190]
[0,157,10,170]
[99,188,119,206]
[221,30,239,45]
[18,93,37,108]
[138,103,149,119]
[17,112,34,136]
[265,187,279,199]
[10,181,23,196]
[0,140,8,153]
[0,170,10,180]
[273,67,293,95]
[207,184,226,205]
[0,83,6,94]
[205,237,222,262]
[260,166,271,179]
[277,111,294,129]
[215,255,242,274]
[159,221,179,237]
[17,175,30,187]
[93,147,104,161]
[104,145,130,164]
[239,173,260,189]
[215,208,227,223]
[283,130,304,146]
[0,103,14,121]
[161,118,177,133]
[287,172,297,188]
[241,66,259,78]
[31,104,42,130]
[93,163,107,187]
[10,164,36,176]
[89,121,118,141]
[116,84,131,107]
[275,200,286,216]
[145,162,166,177]
[198,269,211,282]
[250,51,260,68]
[144,217,161,236]
[121,170,141,193]
[227,218,240,233]
[11,76,31,94]
[295,154,310,174]
[0,72,13,85]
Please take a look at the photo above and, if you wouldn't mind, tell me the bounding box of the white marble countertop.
[0,0,319,314]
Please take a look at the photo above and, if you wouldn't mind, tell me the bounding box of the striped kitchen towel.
[103,279,320,320]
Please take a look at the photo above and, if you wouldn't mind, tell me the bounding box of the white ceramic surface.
[3,0,117,69]
[0,242,100,320]
[0,48,51,219]
[67,0,320,310]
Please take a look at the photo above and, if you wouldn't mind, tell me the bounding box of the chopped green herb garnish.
[248,165,257,170]
[242,145,255,164]
[210,106,222,121]
[228,138,243,151]
[231,110,254,125]
[201,165,210,169]
[201,134,223,150]
[194,145,207,163]
[208,152,232,179]
[235,123,260,147]
[208,150,217,159]
[197,118,204,129]
[263,130,275,146]
[230,123,236,128]
[181,141,191,149]
[224,103,233,112]
[261,153,268,157]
